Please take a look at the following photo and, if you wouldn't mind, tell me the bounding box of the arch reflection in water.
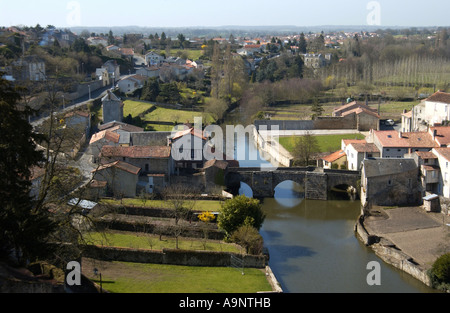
[274,181,304,208]
[239,182,253,198]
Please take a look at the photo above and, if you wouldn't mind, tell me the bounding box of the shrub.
[231,225,264,255]
[430,253,450,291]
[217,195,265,237]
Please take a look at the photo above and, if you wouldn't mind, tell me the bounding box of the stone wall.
[254,114,357,132]
[252,126,293,168]
[354,216,432,287]
[83,245,267,268]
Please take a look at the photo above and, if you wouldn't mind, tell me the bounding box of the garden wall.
[83,245,267,268]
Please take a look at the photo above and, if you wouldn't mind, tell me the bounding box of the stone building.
[11,55,46,81]
[361,158,421,207]
[102,90,123,124]
[92,161,141,198]
[99,145,173,176]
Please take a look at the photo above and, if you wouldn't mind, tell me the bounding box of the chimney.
[399,131,402,138]
[433,129,437,140]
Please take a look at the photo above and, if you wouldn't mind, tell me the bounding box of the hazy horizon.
[0,0,449,30]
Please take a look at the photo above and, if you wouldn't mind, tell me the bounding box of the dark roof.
[362,158,417,178]
[101,145,171,159]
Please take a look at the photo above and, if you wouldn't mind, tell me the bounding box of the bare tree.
[161,183,199,249]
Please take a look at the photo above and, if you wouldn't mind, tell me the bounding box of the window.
[387,179,392,186]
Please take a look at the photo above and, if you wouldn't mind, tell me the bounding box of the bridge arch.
[274,180,304,207]
[239,182,254,198]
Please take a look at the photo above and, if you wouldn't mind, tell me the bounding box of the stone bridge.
[225,167,361,200]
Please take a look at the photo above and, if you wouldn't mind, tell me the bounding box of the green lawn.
[83,260,272,293]
[100,198,224,212]
[143,106,214,124]
[123,100,154,117]
[84,231,241,253]
[279,133,366,153]
[169,49,204,60]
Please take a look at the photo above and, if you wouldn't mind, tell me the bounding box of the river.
[233,132,436,293]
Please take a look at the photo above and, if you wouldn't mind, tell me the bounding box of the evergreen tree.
[311,97,324,119]
[0,77,56,264]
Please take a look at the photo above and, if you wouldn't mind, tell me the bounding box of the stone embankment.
[355,215,432,287]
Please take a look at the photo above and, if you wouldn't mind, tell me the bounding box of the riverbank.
[355,206,450,291]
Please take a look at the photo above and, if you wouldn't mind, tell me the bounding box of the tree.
[231,225,264,255]
[292,132,320,166]
[141,78,160,102]
[162,184,198,249]
[299,32,307,54]
[177,33,186,49]
[108,30,115,46]
[310,97,324,119]
[0,77,56,264]
[205,97,228,122]
[217,195,265,238]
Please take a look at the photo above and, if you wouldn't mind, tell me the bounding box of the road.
[30,85,113,128]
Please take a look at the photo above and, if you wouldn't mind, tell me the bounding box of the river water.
[233,133,436,293]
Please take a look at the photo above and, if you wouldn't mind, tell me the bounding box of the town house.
[91,160,141,198]
[145,51,164,66]
[99,145,173,176]
[169,128,209,173]
[402,91,450,131]
[117,74,146,94]
[11,55,46,81]
[99,145,173,194]
[372,130,437,158]
[345,141,380,171]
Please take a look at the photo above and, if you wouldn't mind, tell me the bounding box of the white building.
[403,91,450,132]
[145,51,164,66]
[117,75,146,94]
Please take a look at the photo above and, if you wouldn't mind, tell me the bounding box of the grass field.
[84,231,241,253]
[82,258,272,293]
[143,106,214,125]
[279,133,366,153]
[100,198,224,211]
[169,49,204,61]
[123,100,154,117]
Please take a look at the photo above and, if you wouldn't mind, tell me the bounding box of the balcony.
[421,165,439,184]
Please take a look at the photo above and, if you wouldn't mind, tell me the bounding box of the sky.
[0,0,449,29]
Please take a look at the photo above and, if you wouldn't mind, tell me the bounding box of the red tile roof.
[89,127,121,144]
[342,139,366,147]
[429,126,450,147]
[341,106,380,119]
[322,150,346,163]
[433,147,450,162]
[101,145,171,159]
[426,91,450,104]
[348,142,380,153]
[415,151,437,159]
[93,161,141,175]
[374,130,437,148]
[171,128,207,141]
